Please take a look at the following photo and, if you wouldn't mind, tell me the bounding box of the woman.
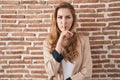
[43,2,92,80]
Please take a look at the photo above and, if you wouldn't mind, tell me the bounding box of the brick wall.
[0,0,120,80]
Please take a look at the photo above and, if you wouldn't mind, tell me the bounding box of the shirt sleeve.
[43,40,62,80]
[71,36,92,80]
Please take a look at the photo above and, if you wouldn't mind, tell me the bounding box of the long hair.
[47,2,78,62]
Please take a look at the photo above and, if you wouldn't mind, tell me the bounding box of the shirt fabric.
[62,59,75,80]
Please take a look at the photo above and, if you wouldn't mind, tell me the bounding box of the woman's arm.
[43,40,63,80]
[71,36,92,80]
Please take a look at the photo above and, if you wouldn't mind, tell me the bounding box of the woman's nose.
[61,18,66,25]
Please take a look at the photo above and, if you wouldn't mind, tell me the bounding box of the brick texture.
[0,0,120,80]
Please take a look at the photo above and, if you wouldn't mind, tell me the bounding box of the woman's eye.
[58,16,62,19]
[66,16,71,19]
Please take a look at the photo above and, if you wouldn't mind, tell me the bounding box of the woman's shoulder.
[75,32,89,40]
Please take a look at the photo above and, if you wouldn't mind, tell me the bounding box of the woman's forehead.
[57,8,72,16]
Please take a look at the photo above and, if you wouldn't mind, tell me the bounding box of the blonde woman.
[43,2,92,80]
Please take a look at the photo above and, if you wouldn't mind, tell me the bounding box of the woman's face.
[57,8,73,31]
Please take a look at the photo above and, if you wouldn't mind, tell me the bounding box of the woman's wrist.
[55,45,62,54]
[55,42,63,54]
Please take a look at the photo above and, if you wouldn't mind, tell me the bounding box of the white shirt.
[62,59,75,80]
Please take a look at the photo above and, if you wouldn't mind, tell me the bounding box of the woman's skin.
[55,8,74,54]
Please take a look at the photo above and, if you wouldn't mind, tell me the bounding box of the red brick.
[91,45,103,49]
[0,69,4,73]
[0,56,21,59]
[90,40,111,45]
[108,55,120,58]
[77,18,95,22]
[2,65,25,69]
[31,70,46,74]
[7,69,29,73]
[0,37,24,41]
[39,33,48,37]
[104,64,115,68]
[93,31,117,35]
[2,5,25,9]
[29,24,51,27]
[93,59,110,64]
[24,28,47,32]
[76,9,95,13]
[77,28,100,31]
[21,1,38,4]
[108,45,120,49]
[93,64,102,68]
[80,4,105,8]
[99,7,120,12]
[26,15,50,19]
[108,13,120,17]
[2,20,16,23]
[91,50,107,54]
[44,10,53,13]
[0,10,16,14]
[103,27,120,31]
[112,50,120,54]
[27,65,44,69]
[9,60,32,64]
[107,69,120,72]
[109,36,120,39]
[47,1,62,4]
[99,0,108,2]
[12,33,36,36]
[109,0,120,2]
[97,18,120,22]
[112,40,120,45]
[1,29,22,32]
[8,42,31,46]
[28,5,52,9]
[73,0,98,3]
[18,10,42,14]
[31,52,43,55]
[92,74,99,78]
[92,55,100,59]
[107,8,120,12]
[26,38,45,41]
[24,56,43,60]
[25,74,47,78]
[90,36,104,40]
[0,33,7,36]
[33,61,44,64]
[0,74,22,78]
[34,42,43,46]
[79,14,104,18]
[1,15,25,19]
[109,3,120,7]
[1,46,24,50]
[109,22,120,26]
[93,69,107,73]
[19,20,42,23]
[2,24,26,28]
[114,60,120,63]
[0,1,19,5]
[100,74,107,78]
[0,60,7,64]
[81,23,106,27]
[6,51,29,54]
[108,74,120,77]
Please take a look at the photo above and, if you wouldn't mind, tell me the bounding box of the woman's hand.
[55,30,73,54]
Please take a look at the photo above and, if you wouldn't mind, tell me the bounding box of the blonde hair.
[47,2,78,62]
